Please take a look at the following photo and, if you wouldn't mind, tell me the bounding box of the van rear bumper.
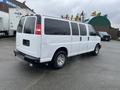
[14,50,40,63]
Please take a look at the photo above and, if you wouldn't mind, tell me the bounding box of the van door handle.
[80,37,82,41]
[88,37,90,41]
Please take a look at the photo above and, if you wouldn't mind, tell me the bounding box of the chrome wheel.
[95,46,99,54]
[52,51,67,69]
[92,45,100,56]
[105,38,108,41]
[57,54,65,67]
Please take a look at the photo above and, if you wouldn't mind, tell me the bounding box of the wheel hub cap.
[57,54,65,66]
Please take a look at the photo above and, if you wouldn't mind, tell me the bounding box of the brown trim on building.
[0,0,34,13]
[0,3,9,13]
[9,0,34,13]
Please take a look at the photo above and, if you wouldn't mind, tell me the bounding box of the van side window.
[24,17,36,34]
[45,19,70,35]
[71,22,79,35]
[88,25,97,36]
[79,24,87,36]
[17,17,25,33]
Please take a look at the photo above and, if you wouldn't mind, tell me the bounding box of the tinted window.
[17,17,25,33]
[24,17,36,34]
[79,24,87,36]
[36,15,41,24]
[71,22,79,35]
[45,19,70,35]
[88,25,96,36]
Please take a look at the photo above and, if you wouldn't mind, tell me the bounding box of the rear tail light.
[35,24,41,35]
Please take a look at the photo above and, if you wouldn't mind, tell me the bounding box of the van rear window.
[17,17,25,33]
[24,17,36,34]
[45,19,70,35]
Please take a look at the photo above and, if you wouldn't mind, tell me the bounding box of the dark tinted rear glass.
[24,17,36,34]
[45,19,70,35]
[36,15,41,24]
[79,24,87,36]
[17,17,25,33]
[71,22,79,35]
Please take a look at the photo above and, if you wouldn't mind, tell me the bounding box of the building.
[0,0,35,36]
[0,0,34,13]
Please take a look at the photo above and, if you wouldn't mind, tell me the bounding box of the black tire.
[5,31,8,36]
[107,38,111,41]
[51,51,67,69]
[104,37,111,41]
[92,45,100,56]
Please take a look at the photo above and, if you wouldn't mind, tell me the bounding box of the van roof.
[22,14,89,25]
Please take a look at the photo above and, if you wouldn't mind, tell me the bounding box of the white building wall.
[112,24,120,31]
[0,2,35,36]
[9,8,35,31]
[0,11,9,31]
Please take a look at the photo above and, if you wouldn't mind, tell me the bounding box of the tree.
[91,11,96,16]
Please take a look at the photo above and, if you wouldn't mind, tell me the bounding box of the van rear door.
[16,16,41,58]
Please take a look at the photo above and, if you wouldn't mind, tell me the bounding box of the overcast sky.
[18,0,120,26]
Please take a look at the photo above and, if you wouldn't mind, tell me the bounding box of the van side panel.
[41,35,71,63]
[70,22,81,56]
[78,24,89,53]
[40,18,71,63]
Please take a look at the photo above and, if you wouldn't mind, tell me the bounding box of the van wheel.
[52,51,67,69]
[5,31,8,36]
[92,45,100,56]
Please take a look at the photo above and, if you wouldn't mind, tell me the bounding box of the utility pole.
[80,11,85,22]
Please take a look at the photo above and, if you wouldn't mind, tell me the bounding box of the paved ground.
[0,37,120,90]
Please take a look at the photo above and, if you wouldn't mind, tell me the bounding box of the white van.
[14,15,101,69]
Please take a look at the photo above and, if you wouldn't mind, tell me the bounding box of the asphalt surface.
[0,37,120,90]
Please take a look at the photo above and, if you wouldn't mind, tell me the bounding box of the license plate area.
[23,39,30,46]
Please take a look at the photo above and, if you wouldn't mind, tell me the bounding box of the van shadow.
[17,53,96,73]
[0,35,15,39]
[66,53,99,66]
[17,61,52,72]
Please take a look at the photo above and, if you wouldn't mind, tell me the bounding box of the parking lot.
[0,37,120,90]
